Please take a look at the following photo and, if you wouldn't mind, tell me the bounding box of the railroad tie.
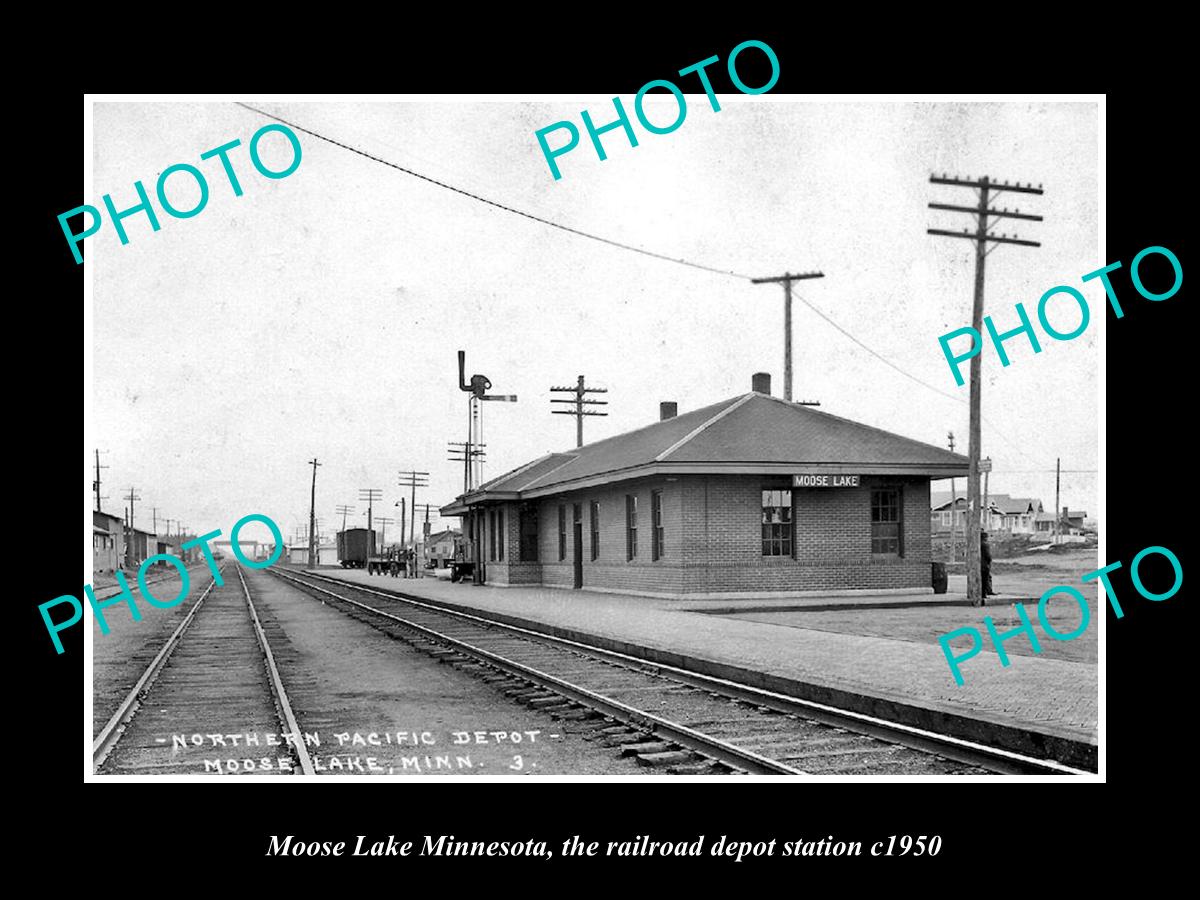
[636,750,695,768]
[618,740,675,757]
[667,760,724,775]
[527,695,567,708]
[557,709,602,721]
[599,731,645,747]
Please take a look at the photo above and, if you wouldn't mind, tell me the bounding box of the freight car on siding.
[336,527,375,569]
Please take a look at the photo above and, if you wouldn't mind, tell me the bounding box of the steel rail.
[283,569,1090,776]
[270,569,802,775]
[89,561,216,601]
[92,572,221,772]
[235,567,316,776]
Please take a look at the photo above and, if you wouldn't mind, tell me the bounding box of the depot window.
[518,505,538,562]
[651,490,664,561]
[590,501,600,561]
[558,504,567,561]
[871,488,903,556]
[626,494,638,560]
[761,489,792,557]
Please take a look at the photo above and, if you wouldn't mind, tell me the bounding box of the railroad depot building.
[441,374,968,599]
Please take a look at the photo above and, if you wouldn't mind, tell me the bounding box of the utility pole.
[414,503,436,540]
[1054,456,1061,544]
[151,506,160,535]
[947,432,958,563]
[124,489,141,529]
[122,487,141,566]
[929,174,1044,606]
[307,458,322,568]
[359,488,382,553]
[336,504,355,532]
[397,471,429,552]
[374,517,395,551]
[395,499,406,547]
[93,449,109,512]
[448,442,486,494]
[750,271,825,402]
[550,375,608,447]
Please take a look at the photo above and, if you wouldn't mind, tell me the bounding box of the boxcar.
[336,528,375,568]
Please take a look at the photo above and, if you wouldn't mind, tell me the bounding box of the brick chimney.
[660,401,678,421]
[751,372,771,395]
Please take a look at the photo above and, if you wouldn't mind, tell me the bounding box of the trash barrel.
[931,561,948,594]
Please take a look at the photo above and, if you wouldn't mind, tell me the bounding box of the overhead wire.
[235,102,1064,469]
[236,102,750,280]
[794,292,1043,465]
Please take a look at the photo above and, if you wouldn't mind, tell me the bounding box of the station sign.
[792,474,860,488]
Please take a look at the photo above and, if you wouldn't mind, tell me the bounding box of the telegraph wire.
[994,469,1098,474]
[235,103,1061,467]
[236,102,751,280]
[793,292,1041,466]
[795,292,963,404]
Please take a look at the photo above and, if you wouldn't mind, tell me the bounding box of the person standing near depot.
[980,532,994,603]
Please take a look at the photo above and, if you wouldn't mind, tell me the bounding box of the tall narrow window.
[590,501,600,561]
[497,508,504,561]
[558,504,566,561]
[871,488,903,556]
[651,490,664,561]
[518,505,538,562]
[761,489,793,556]
[626,494,638,560]
[488,510,496,561]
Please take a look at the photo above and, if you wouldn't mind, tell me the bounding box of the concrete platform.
[294,566,1098,770]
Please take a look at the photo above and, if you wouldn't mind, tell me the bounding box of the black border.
[29,25,1188,880]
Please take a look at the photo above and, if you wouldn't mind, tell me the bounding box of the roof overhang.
[443,461,968,510]
[523,461,968,496]
[440,490,520,517]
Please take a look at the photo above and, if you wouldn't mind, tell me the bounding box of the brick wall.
[484,502,543,585]
[475,475,933,597]
[681,475,931,593]
[529,479,685,595]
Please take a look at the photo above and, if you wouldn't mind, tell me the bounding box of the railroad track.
[90,562,211,601]
[92,566,315,776]
[273,569,1088,776]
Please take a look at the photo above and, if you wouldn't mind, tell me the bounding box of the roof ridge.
[655,393,755,462]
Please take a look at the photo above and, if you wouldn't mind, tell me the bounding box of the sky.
[89,97,1100,546]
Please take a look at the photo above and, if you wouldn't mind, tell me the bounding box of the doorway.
[572,503,583,589]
